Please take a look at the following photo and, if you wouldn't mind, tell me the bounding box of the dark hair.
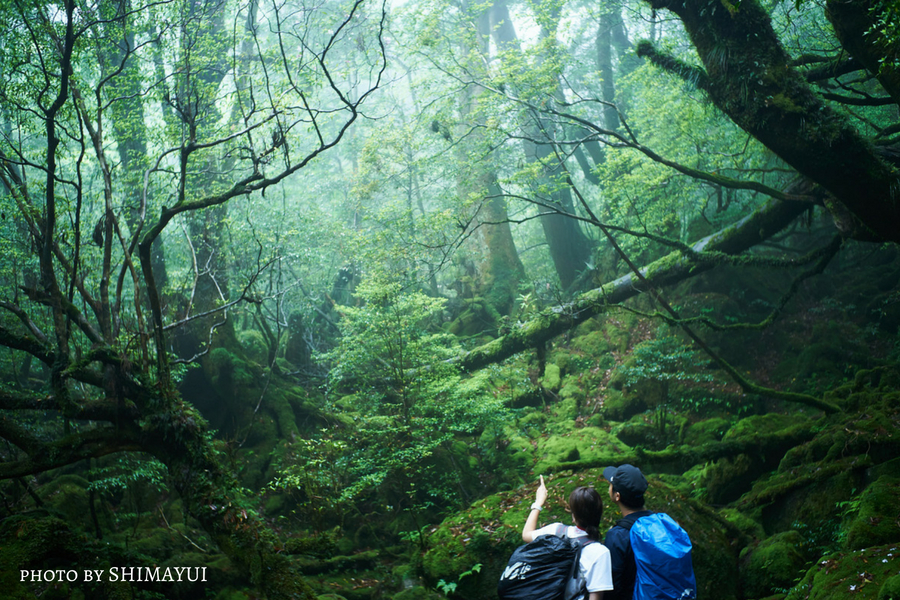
[619,492,646,510]
[569,487,603,540]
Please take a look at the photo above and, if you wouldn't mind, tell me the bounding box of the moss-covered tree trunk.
[639,0,900,242]
[450,0,527,319]
[141,394,317,600]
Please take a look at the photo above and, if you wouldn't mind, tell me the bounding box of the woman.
[522,475,613,600]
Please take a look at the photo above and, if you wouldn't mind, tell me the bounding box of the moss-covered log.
[546,420,818,475]
[458,197,810,372]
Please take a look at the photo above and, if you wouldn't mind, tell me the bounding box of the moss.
[844,477,900,550]
[128,527,179,559]
[37,474,114,534]
[558,378,584,404]
[570,330,609,355]
[786,544,899,599]
[213,588,254,600]
[741,530,811,598]
[879,575,900,600]
[601,387,647,421]
[533,427,630,474]
[268,388,301,439]
[724,413,807,441]
[308,567,382,600]
[612,409,687,450]
[238,329,269,365]
[541,363,561,391]
[702,454,760,505]
[207,347,256,392]
[517,411,547,429]
[390,587,442,600]
[604,313,637,353]
[683,417,732,446]
[720,507,765,540]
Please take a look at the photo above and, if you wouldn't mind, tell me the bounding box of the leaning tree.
[0,0,385,596]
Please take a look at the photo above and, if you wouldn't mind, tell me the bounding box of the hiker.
[603,465,653,600]
[521,475,614,600]
[603,464,697,600]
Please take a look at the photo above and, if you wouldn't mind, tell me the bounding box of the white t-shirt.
[532,523,614,595]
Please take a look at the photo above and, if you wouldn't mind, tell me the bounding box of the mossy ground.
[786,544,900,600]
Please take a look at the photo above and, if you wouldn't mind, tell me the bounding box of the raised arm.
[522,475,548,542]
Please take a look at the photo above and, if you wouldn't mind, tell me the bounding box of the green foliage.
[436,563,481,595]
[87,455,168,495]
[614,332,715,439]
[617,334,714,389]
[272,280,511,534]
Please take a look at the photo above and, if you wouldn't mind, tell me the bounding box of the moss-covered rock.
[879,574,900,600]
[702,454,759,505]
[786,544,899,599]
[844,477,900,551]
[541,363,561,391]
[720,507,766,541]
[683,417,732,446]
[724,413,807,441]
[0,513,148,600]
[740,530,811,598]
[533,427,631,474]
[601,387,647,421]
[37,474,114,534]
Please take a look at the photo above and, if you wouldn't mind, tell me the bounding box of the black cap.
[603,464,648,501]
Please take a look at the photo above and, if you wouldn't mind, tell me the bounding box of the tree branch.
[0,426,142,479]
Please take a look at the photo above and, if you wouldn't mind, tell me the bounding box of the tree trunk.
[825,0,900,105]
[143,397,318,600]
[640,0,900,243]
[451,0,527,317]
[489,0,593,291]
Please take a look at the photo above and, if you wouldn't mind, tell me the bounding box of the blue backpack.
[621,513,697,600]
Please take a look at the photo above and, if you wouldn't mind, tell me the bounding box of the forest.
[1,0,899,598]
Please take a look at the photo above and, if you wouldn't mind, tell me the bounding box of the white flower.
[850,585,856,591]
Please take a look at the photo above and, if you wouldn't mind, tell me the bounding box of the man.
[602,464,653,600]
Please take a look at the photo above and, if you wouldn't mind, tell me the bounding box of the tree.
[438,0,899,410]
[0,0,385,597]
[637,0,900,242]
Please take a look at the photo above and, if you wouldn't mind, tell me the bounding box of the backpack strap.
[615,510,649,531]
[566,534,597,600]
[555,524,598,548]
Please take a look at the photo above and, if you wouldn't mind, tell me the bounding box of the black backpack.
[497,526,595,600]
